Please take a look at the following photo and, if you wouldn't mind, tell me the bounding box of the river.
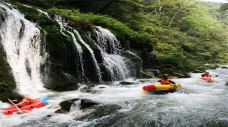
[0,67,228,127]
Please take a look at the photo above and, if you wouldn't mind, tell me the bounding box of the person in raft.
[201,72,211,78]
[158,74,176,85]
[12,95,36,105]
[19,97,36,105]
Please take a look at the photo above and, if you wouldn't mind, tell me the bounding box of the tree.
[168,0,196,27]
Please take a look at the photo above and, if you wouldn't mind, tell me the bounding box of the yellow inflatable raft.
[143,83,181,94]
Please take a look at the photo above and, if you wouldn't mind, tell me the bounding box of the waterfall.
[55,16,103,81]
[0,1,131,97]
[94,26,129,80]
[0,3,46,97]
[73,30,103,81]
[94,26,121,54]
[103,54,129,80]
[53,16,130,81]
[55,16,85,79]
[54,16,129,82]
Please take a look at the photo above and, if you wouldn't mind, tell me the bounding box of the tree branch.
[168,0,196,27]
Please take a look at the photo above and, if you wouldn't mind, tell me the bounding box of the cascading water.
[55,16,85,79]
[73,30,103,81]
[0,3,46,97]
[54,16,130,82]
[94,26,121,55]
[94,26,129,80]
[55,16,103,81]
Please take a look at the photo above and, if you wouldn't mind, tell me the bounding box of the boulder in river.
[119,81,136,85]
[55,98,100,113]
[80,99,100,109]
[55,98,80,113]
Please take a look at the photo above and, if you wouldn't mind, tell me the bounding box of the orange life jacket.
[21,97,36,104]
[160,80,171,85]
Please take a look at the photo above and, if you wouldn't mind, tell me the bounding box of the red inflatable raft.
[200,76,213,82]
[2,96,48,115]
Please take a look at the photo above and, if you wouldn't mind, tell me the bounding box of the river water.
[0,67,228,127]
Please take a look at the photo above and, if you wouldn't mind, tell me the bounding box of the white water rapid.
[0,3,46,97]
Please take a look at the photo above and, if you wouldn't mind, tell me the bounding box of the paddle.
[8,98,23,114]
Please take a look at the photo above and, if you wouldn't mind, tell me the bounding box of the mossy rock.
[123,50,142,64]
[40,25,80,91]
[0,42,16,101]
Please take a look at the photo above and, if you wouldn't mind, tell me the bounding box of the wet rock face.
[0,40,17,101]
[41,25,80,91]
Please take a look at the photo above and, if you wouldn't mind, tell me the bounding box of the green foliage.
[182,5,222,32]
[48,8,131,37]
[48,8,154,47]
[12,2,54,26]
[11,0,228,77]
[138,1,228,75]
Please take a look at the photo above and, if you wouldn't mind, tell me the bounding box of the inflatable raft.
[200,76,213,82]
[142,84,181,94]
[2,96,48,115]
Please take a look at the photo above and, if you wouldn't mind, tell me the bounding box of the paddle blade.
[40,96,48,105]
